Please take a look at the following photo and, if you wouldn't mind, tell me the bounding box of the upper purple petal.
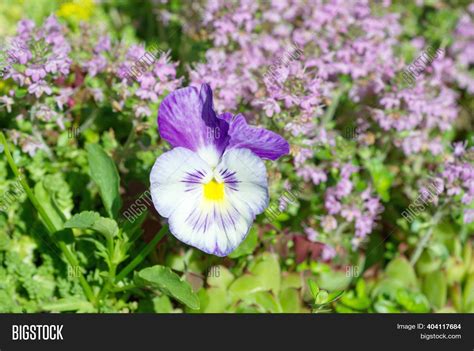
[220,113,289,160]
[158,83,229,157]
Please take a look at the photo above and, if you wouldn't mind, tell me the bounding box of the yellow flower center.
[203,179,224,201]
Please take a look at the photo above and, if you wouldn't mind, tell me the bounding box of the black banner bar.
[0,314,472,350]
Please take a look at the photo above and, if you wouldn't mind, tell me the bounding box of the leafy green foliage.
[86,144,122,218]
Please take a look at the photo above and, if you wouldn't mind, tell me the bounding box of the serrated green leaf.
[64,211,118,239]
[93,218,119,239]
[65,211,100,227]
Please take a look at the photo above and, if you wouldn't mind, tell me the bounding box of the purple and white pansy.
[150,83,289,256]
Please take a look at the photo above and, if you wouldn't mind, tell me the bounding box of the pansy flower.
[150,84,289,256]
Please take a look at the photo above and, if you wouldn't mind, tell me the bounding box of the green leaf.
[249,253,281,293]
[326,290,345,304]
[282,273,302,290]
[315,290,329,305]
[207,265,234,289]
[316,270,352,291]
[65,211,99,227]
[462,274,474,312]
[445,257,466,285]
[228,227,258,258]
[365,158,394,202]
[229,275,268,299]
[152,295,173,313]
[395,289,430,313]
[279,288,301,313]
[450,285,463,312]
[385,257,418,288]
[371,278,405,300]
[42,174,74,220]
[253,291,282,313]
[93,218,119,240]
[340,291,371,311]
[373,297,400,313]
[0,232,10,250]
[200,288,228,313]
[307,279,319,298]
[34,182,64,230]
[335,304,359,313]
[64,211,118,239]
[364,233,385,270]
[415,250,442,276]
[422,271,447,310]
[355,279,367,297]
[86,144,121,218]
[136,265,200,310]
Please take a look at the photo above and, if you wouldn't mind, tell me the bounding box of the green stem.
[410,210,444,266]
[0,131,96,306]
[117,121,136,161]
[111,283,137,293]
[322,84,350,125]
[96,236,117,306]
[97,264,117,308]
[115,225,168,282]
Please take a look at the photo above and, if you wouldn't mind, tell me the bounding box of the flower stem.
[410,210,444,266]
[117,120,136,161]
[111,283,137,293]
[322,84,350,125]
[0,131,96,307]
[96,236,118,308]
[115,225,168,282]
[97,264,117,309]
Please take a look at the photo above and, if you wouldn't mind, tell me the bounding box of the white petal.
[150,147,212,218]
[150,147,269,256]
